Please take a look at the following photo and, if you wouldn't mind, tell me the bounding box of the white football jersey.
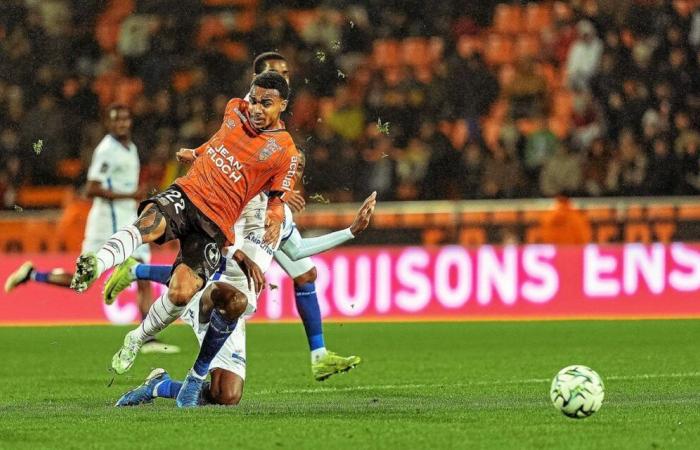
[84,134,140,235]
[222,193,294,275]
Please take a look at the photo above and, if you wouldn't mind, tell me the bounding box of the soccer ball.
[550,365,605,418]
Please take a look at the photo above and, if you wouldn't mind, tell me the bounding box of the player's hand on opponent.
[176,148,197,164]
[263,212,282,247]
[286,190,306,213]
[233,250,265,294]
[350,191,377,236]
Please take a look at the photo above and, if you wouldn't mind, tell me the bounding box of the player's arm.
[280,191,376,261]
[263,149,301,245]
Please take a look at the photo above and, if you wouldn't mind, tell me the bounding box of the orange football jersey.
[175,98,300,244]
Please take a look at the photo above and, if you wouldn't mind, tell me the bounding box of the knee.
[167,282,199,306]
[210,282,247,320]
[293,267,317,286]
[213,386,242,406]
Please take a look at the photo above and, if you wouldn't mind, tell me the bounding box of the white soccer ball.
[550,365,605,418]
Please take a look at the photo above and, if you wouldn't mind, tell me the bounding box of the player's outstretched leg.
[4,262,73,292]
[177,282,247,408]
[103,258,173,304]
[71,205,166,292]
[292,268,362,381]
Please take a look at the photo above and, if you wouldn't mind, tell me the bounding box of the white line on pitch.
[254,372,700,396]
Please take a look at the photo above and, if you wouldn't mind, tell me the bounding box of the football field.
[0,320,699,449]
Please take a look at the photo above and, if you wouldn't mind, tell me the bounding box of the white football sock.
[311,347,328,363]
[95,225,142,276]
[133,292,184,343]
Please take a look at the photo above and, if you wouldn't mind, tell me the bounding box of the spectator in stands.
[522,115,559,188]
[678,133,700,195]
[606,130,648,196]
[505,57,548,120]
[582,137,612,196]
[356,134,398,201]
[571,90,602,151]
[395,137,429,200]
[540,142,583,197]
[448,51,499,125]
[645,136,679,195]
[327,85,365,142]
[566,20,603,90]
[458,142,485,199]
[673,110,700,154]
[482,142,524,199]
[422,120,460,200]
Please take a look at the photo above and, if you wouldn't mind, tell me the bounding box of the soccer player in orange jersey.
[70,72,301,407]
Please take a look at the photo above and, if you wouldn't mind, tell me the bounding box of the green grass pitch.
[0,320,699,449]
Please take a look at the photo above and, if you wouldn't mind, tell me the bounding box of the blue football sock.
[155,379,183,399]
[192,310,237,378]
[134,264,172,285]
[31,271,50,283]
[295,283,325,351]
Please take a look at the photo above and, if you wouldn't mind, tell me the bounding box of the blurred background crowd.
[1,0,700,210]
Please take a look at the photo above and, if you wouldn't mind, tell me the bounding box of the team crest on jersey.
[259,138,282,161]
[204,242,221,269]
[225,118,236,129]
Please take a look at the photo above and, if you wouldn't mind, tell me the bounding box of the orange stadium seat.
[515,34,541,60]
[548,116,571,138]
[525,3,553,33]
[484,34,515,66]
[286,10,319,34]
[57,159,83,180]
[552,89,573,118]
[197,16,228,47]
[401,37,430,66]
[493,4,524,34]
[498,64,516,86]
[428,37,445,64]
[17,186,74,208]
[373,39,401,68]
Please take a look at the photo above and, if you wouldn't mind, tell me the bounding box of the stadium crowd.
[1,0,700,209]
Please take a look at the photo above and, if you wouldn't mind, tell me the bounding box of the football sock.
[134,292,184,343]
[30,270,49,283]
[295,283,326,361]
[95,225,142,276]
[134,264,172,285]
[154,379,183,398]
[192,310,237,379]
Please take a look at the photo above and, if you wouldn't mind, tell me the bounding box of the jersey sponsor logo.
[204,242,221,269]
[243,231,275,256]
[205,144,244,182]
[281,156,299,191]
[258,138,281,161]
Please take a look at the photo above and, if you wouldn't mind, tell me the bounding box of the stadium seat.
[525,3,553,33]
[498,64,516,87]
[456,34,482,58]
[548,116,571,138]
[515,34,541,60]
[484,34,515,66]
[17,186,74,208]
[493,4,524,35]
[286,10,319,34]
[197,16,228,47]
[552,89,573,118]
[372,39,401,68]
[57,159,83,180]
[401,37,430,67]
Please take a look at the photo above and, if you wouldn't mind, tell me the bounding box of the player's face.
[258,60,290,84]
[108,109,132,139]
[248,86,287,130]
